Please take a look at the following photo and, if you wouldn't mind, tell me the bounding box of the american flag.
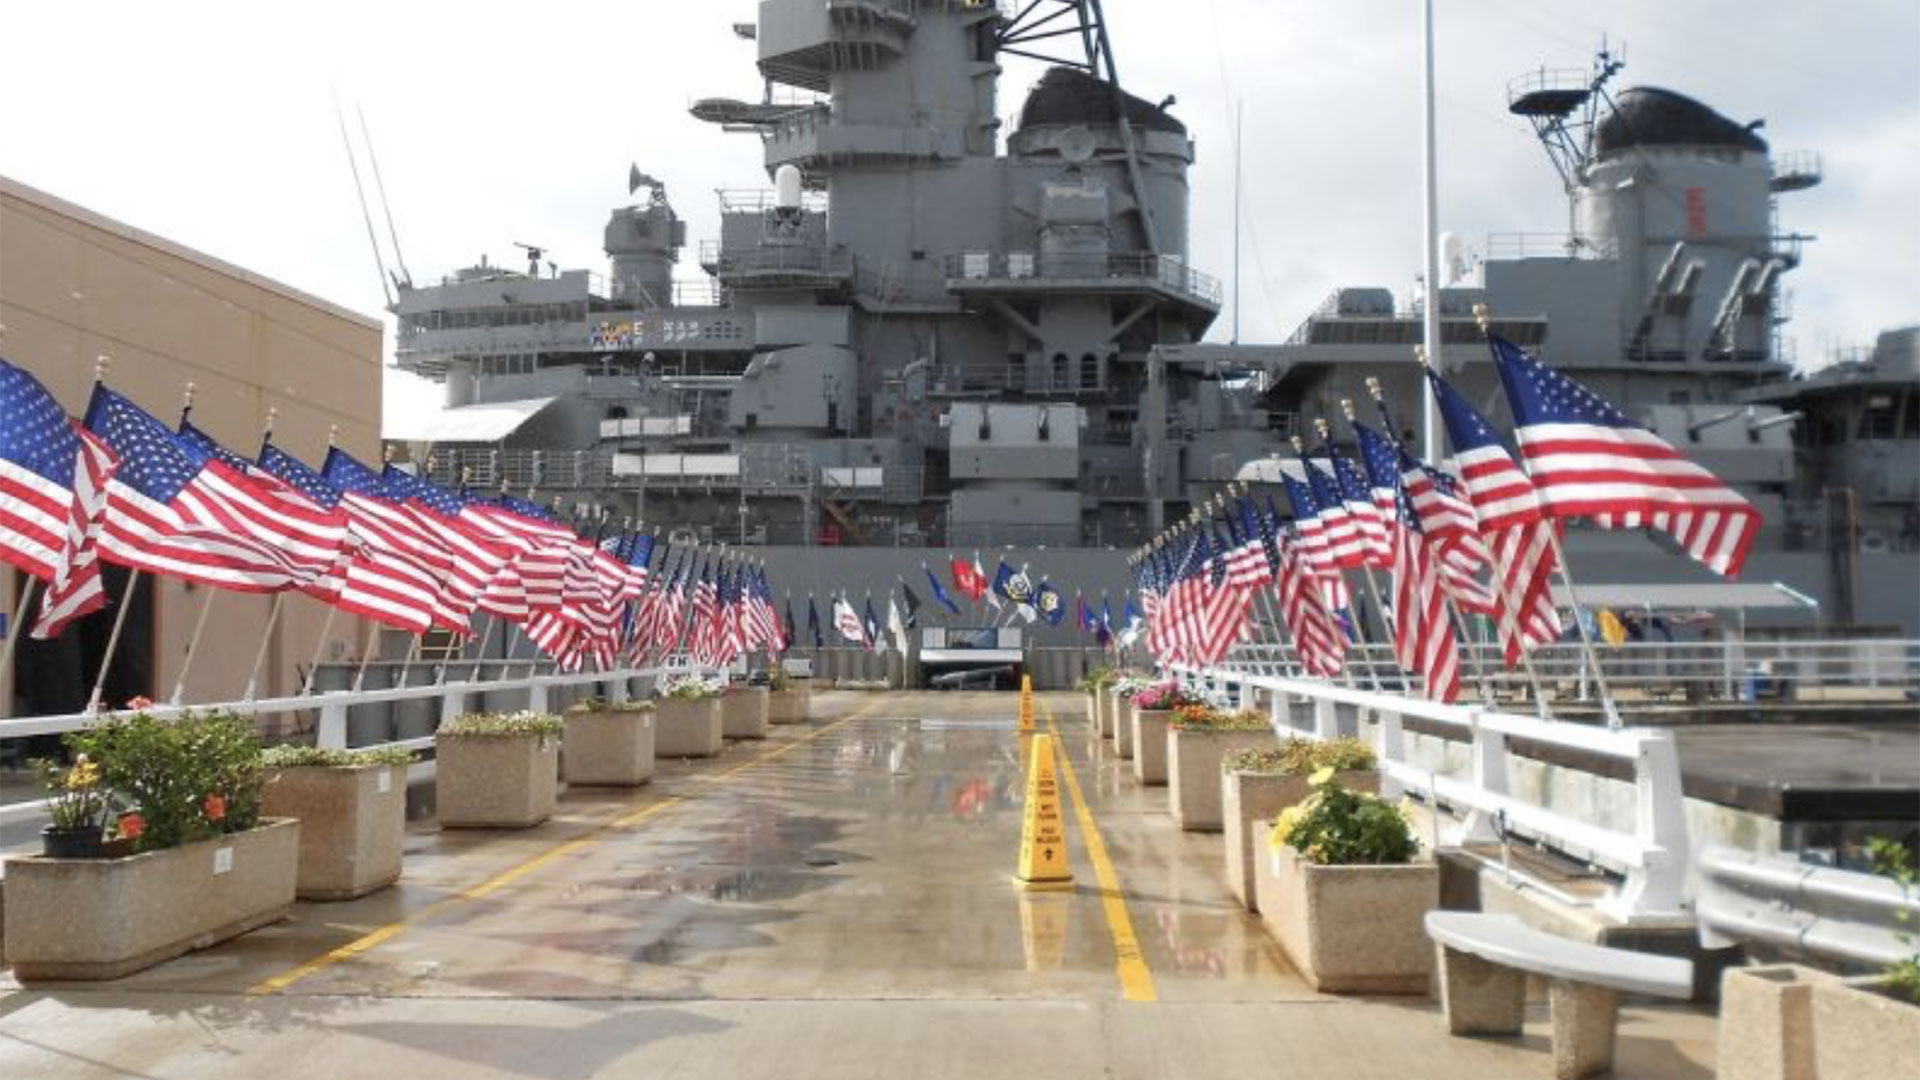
[1275,461,1357,615]
[318,450,471,633]
[380,466,522,626]
[1322,445,1394,568]
[1491,334,1761,579]
[255,441,441,635]
[31,425,117,641]
[1426,369,1563,667]
[1193,521,1255,666]
[1225,497,1275,589]
[1273,526,1346,678]
[84,387,339,593]
[1352,420,1498,618]
[0,360,90,584]
[1389,462,1464,703]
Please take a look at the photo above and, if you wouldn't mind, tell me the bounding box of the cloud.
[2,0,1911,421]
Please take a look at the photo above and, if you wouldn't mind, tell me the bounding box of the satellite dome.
[1595,87,1768,156]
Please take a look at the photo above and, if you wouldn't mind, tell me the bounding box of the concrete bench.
[1424,911,1693,1080]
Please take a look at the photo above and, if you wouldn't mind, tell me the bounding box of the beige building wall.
[0,174,383,714]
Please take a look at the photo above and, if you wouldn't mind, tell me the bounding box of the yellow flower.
[65,758,100,791]
[1271,804,1306,848]
[1308,765,1336,789]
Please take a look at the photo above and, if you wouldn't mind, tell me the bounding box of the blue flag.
[1034,581,1065,626]
[925,565,961,615]
[806,595,823,648]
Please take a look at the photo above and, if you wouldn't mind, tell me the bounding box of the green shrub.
[70,710,265,853]
[438,712,565,738]
[1271,770,1418,866]
[1865,836,1920,1004]
[260,745,415,769]
[1226,738,1375,774]
[1079,666,1116,694]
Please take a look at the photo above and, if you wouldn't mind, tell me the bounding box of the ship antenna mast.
[332,87,395,309]
[357,103,413,290]
[1506,41,1627,236]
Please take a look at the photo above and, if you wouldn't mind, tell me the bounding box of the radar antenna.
[1507,41,1627,196]
[512,242,547,278]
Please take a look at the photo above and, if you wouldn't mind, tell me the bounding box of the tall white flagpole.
[1420,0,1445,465]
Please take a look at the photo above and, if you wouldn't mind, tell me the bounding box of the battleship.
[382,0,1919,635]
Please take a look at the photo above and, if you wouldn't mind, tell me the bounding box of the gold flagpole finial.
[1340,398,1358,422]
[1313,416,1332,441]
[1472,301,1493,335]
[1365,376,1386,401]
[94,354,111,383]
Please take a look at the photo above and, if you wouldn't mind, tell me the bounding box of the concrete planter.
[563,709,656,787]
[1169,727,1273,831]
[768,687,810,725]
[1132,709,1173,786]
[1086,691,1101,731]
[1716,964,1836,1080]
[1257,834,1438,994]
[436,730,559,829]
[1114,697,1136,759]
[2,818,300,982]
[1809,976,1920,1080]
[1222,769,1378,911]
[261,764,406,901]
[655,697,724,758]
[1100,688,1123,740]
[722,686,771,739]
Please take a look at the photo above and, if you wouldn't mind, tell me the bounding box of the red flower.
[204,793,227,822]
[125,695,155,711]
[117,812,147,841]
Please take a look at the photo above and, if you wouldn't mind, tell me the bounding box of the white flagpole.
[86,571,142,713]
[1467,306,1623,727]
[167,588,218,706]
[1420,0,1444,465]
[0,577,38,687]
[242,592,288,701]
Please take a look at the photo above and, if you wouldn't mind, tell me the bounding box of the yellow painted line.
[249,701,883,996]
[1041,699,1158,1003]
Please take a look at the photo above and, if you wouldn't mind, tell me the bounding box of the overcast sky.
[2,0,1913,431]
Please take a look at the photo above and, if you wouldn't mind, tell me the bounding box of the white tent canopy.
[384,397,556,443]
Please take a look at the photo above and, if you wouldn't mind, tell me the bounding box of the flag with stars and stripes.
[84,386,342,594]
[1352,419,1498,619]
[1322,444,1393,569]
[0,359,97,586]
[255,441,442,635]
[30,424,117,641]
[1489,334,1761,579]
[1389,460,1463,704]
[1426,369,1563,668]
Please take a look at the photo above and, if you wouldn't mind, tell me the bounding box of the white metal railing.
[1697,845,1920,968]
[1174,664,1692,923]
[1222,639,1920,704]
[0,663,688,829]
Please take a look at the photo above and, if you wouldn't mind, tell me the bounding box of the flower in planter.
[1269,770,1418,866]
[260,745,415,769]
[68,709,266,853]
[125,696,155,711]
[34,753,111,836]
[116,812,147,842]
[661,675,724,700]
[440,711,566,738]
[1078,666,1117,694]
[1227,738,1377,776]
[1132,682,1200,711]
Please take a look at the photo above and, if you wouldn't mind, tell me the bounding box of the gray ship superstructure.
[388,6,1917,629]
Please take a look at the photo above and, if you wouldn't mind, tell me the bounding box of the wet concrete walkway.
[0,691,1717,1078]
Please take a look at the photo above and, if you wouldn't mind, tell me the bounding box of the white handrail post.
[1268,687,1286,736]
[439,687,466,727]
[1312,696,1339,741]
[609,672,630,706]
[1603,729,1692,922]
[529,681,549,715]
[317,697,350,750]
[1461,709,1510,845]
[1374,707,1405,800]
[1235,678,1253,711]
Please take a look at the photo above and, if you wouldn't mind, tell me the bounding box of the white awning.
[1548,582,1817,611]
[384,397,557,443]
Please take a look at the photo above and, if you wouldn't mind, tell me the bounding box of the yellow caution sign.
[1013,733,1074,891]
[1017,673,1036,735]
